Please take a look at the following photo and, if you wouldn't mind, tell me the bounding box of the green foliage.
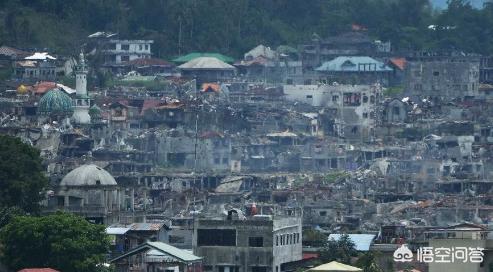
[399,128,430,140]
[320,234,357,264]
[0,212,110,272]
[355,252,383,272]
[0,135,47,214]
[112,79,163,91]
[1,1,493,57]
[0,67,13,81]
[60,75,75,88]
[0,206,24,229]
[323,171,350,185]
[302,229,327,247]
[384,86,403,97]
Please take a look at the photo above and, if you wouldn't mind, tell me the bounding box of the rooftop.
[173,52,235,63]
[178,57,236,70]
[110,241,202,263]
[316,56,392,72]
[60,164,117,187]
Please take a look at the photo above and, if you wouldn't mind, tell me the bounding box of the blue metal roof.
[315,56,393,72]
[328,234,376,251]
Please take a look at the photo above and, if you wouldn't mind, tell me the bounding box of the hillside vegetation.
[0,0,492,58]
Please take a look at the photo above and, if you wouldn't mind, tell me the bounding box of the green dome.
[38,89,74,116]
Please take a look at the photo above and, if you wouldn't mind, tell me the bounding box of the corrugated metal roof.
[130,223,165,231]
[147,242,201,262]
[316,56,392,72]
[244,45,276,60]
[18,269,60,272]
[308,261,362,272]
[328,234,376,251]
[25,52,56,60]
[110,241,202,263]
[106,226,130,235]
[173,53,234,63]
[178,57,235,70]
[389,57,406,70]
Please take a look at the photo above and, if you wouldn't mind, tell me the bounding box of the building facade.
[193,214,302,272]
[103,40,153,64]
[404,53,480,100]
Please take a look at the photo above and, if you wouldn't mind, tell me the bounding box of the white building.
[103,39,153,64]
[283,84,382,141]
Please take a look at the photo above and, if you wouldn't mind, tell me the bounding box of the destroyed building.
[404,52,481,101]
[193,209,303,272]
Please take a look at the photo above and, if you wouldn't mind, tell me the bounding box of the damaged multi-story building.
[404,52,481,101]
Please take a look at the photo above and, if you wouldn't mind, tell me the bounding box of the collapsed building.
[4,38,493,272]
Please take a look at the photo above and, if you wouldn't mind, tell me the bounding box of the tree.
[302,229,327,247]
[320,234,357,264]
[354,252,383,272]
[2,0,493,57]
[0,212,110,272]
[0,135,47,213]
[0,206,24,229]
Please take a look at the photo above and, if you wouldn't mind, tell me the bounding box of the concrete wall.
[404,57,480,100]
[194,217,302,272]
[272,217,303,272]
[194,219,274,272]
[283,85,329,107]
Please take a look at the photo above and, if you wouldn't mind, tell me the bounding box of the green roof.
[173,53,235,63]
[38,89,74,116]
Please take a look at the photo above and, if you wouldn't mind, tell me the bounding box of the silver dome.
[60,164,117,187]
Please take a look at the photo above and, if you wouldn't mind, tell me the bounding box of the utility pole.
[191,77,199,254]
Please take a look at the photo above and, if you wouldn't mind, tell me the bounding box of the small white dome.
[61,164,117,187]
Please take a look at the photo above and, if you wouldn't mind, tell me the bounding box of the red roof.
[201,83,221,93]
[141,99,162,114]
[141,99,185,114]
[351,23,368,31]
[18,268,60,272]
[33,81,57,94]
[389,58,406,70]
[235,56,269,67]
[302,252,319,260]
[155,102,184,110]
